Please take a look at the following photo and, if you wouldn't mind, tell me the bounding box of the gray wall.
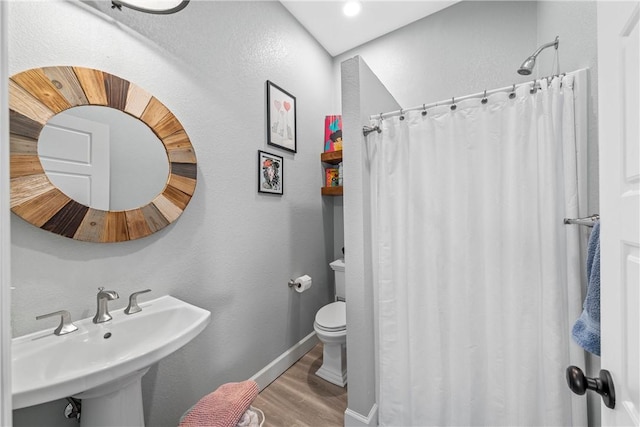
[334,1,599,425]
[334,1,538,107]
[9,1,336,426]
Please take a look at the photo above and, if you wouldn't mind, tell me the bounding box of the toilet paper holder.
[287,275,312,292]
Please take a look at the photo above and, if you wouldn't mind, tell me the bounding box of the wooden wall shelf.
[321,186,343,196]
[321,151,343,196]
[321,150,342,165]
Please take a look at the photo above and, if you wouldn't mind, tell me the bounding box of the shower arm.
[517,36,560,76]
[529,36,559,59]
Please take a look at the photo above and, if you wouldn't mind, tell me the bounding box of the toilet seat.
[315,301,346,332]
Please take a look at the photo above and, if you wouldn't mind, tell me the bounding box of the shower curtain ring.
[481,90,488,104]
[422,104,427,116]
[509,84,516,99]
[530,80,537,94]
[450,97,457,111]
[399,109,405,120]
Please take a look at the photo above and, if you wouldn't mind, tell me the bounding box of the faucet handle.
[124,289,151,315]
[36,310,78,336]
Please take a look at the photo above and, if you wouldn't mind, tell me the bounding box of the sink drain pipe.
[64,397,81,422]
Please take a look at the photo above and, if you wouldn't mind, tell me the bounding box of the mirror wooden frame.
[9,66,197,243]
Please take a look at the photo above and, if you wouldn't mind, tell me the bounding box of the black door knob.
[566,365,616,409]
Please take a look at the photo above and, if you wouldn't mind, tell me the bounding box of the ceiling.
[280,1,460,57]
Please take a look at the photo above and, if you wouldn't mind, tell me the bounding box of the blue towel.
[571,220,601,356]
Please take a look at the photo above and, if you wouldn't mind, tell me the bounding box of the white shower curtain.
[368,74,588,426]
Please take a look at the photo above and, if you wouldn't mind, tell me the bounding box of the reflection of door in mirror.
[38,106,170,212]
[39,112,111,210]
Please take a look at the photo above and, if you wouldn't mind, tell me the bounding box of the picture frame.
[266,80,297,153]
[258,150,284,195]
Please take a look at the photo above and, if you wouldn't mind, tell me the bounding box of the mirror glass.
[38,106,170,211]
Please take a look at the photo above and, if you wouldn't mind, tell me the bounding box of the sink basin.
[12,295,210,425]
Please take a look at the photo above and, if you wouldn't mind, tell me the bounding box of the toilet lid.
[315,301,346,331]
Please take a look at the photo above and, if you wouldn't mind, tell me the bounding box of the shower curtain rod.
[368,72,567,121]
[363,69,586,136]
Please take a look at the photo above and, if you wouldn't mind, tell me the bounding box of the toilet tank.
[330,258,345,301]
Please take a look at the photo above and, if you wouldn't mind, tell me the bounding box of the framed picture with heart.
[266,80,297,153]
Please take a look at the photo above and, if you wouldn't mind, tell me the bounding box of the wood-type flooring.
[253,343,347,427]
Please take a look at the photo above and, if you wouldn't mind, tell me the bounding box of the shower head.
[517,56,537,75]
[517,36,559,76]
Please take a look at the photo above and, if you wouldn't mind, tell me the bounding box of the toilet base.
[315,341,347,387]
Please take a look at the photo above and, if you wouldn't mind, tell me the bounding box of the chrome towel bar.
[564,214,600,227]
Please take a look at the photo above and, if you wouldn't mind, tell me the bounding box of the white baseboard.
[250,331,319,390]
[344,403,378,426]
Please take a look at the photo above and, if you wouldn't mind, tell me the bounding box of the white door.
[38,112,111,210]
[598,1,640,426]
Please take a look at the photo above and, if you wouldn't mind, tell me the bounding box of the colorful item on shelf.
[325,168,340,187]
[324,115,342,152]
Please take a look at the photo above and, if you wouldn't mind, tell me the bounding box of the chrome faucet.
[93,287,119,324]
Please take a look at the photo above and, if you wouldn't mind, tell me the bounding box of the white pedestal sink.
[12,295,211,426]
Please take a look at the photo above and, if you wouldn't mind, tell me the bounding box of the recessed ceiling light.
[343,1,362,17]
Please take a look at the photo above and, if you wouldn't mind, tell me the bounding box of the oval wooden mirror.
[9,66,197,243]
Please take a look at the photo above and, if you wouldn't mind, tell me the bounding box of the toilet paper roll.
[294,275,312,293]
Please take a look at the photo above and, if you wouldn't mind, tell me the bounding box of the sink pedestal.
[74,367,150,427]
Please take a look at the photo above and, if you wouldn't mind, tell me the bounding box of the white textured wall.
[9,1,335,426]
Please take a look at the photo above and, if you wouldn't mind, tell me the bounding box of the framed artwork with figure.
[258,150,283,195]
[266,80,297,153]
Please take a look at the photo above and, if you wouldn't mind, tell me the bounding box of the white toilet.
[313,258,347,387]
